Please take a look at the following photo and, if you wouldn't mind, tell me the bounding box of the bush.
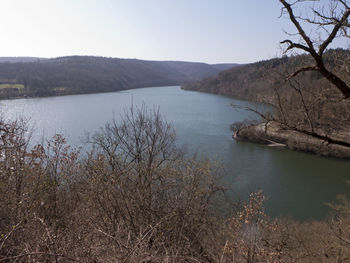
[1,108,350,262]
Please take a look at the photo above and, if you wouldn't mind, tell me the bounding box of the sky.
[0,0,344,64]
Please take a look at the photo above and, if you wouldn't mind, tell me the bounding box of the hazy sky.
[0,0,338,64]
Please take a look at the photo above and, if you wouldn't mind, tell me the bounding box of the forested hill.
[182,49,350,103]
[183,49,350,150]
[0,56,238,99]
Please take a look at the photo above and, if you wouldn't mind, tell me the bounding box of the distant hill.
[0,56,238,99]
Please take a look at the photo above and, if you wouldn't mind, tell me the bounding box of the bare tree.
[279,0,350,98]
[83,106,226,262]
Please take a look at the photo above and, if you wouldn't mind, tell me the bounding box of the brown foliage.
[0,108,226,262]
[0,109,350,262]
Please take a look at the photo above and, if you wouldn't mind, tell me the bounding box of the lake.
[1,86,349,220]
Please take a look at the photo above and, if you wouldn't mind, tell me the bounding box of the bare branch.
[286,66,319,79]
[319,9,350,55]
[231,103,272,121]
[279,0,350,98]
[280,40,312,53]
[279,0,317,55]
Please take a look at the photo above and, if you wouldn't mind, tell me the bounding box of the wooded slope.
[0,56,237,99]
[183,49,350,154]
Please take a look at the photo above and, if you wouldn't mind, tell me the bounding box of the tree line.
[0,56,235,99]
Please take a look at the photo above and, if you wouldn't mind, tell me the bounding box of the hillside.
[0,56,237,99]
[183,54,322,102]
[183,49,350,158]
[182,49,350,117]
[185,50,350,94]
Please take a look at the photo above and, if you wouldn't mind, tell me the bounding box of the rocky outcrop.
[234,121,350,159]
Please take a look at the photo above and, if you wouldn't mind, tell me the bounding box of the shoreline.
[182,86,350,160]
[0,85,181,101]
[234,121,350,160]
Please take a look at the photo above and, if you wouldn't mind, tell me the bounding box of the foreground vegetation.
[0,108,349,262]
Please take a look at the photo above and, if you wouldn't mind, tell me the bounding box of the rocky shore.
[234,121,350,159]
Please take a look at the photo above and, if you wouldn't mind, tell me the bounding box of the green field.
[0,83,24,89]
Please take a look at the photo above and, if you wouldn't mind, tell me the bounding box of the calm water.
[1,86,349,220]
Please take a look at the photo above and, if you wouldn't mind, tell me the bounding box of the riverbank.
[234,121,350,159]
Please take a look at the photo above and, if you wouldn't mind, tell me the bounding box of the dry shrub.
[0,107,226,262]
[0,108,350,263]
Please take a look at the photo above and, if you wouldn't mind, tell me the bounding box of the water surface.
[1,86,349,220]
